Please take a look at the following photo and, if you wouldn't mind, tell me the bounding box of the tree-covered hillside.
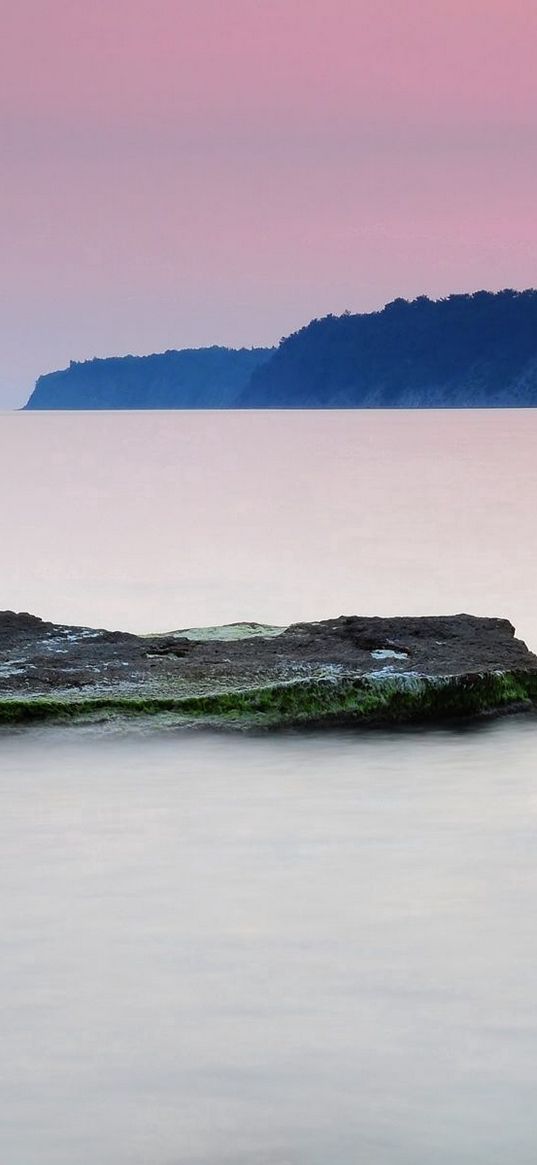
[25,346,273,409]
[23,291,537,409]
[239,290,537,407]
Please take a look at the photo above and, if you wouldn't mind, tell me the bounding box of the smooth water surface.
[2,721,537,1164]
[1,409,537,644]
[1,410,537,1162]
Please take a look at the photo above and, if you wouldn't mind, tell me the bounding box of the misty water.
[2,410,537,1163]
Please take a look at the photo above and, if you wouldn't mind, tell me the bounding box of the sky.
[1,0,537,407]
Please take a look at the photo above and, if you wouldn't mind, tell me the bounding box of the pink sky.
[1,0,536,405]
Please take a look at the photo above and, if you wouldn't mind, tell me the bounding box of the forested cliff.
[25,346,272,409]
[24,291,537,409]
[240,290,537,407]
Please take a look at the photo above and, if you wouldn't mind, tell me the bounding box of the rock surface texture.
[1,611,537,729]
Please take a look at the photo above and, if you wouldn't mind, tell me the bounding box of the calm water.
[1,409,537,642]
[2,410,537,1163]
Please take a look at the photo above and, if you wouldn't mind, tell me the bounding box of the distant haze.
[1,0,537,407]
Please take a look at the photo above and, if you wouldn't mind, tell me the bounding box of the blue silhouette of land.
[24,290,537,409]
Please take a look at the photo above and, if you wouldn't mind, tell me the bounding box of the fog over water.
[1,410,537,1162]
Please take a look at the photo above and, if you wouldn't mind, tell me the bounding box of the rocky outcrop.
[1,611,536,729]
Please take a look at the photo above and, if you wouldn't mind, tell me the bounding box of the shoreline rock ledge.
[1,611,537,730]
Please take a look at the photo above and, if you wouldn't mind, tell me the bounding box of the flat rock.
[1,611,536,728]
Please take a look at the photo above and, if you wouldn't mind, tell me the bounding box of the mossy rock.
[0,670,536,729]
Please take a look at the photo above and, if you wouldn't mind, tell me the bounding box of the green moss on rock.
[1,669,536,729]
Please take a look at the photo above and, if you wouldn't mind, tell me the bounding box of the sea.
[1,409,537,1164]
